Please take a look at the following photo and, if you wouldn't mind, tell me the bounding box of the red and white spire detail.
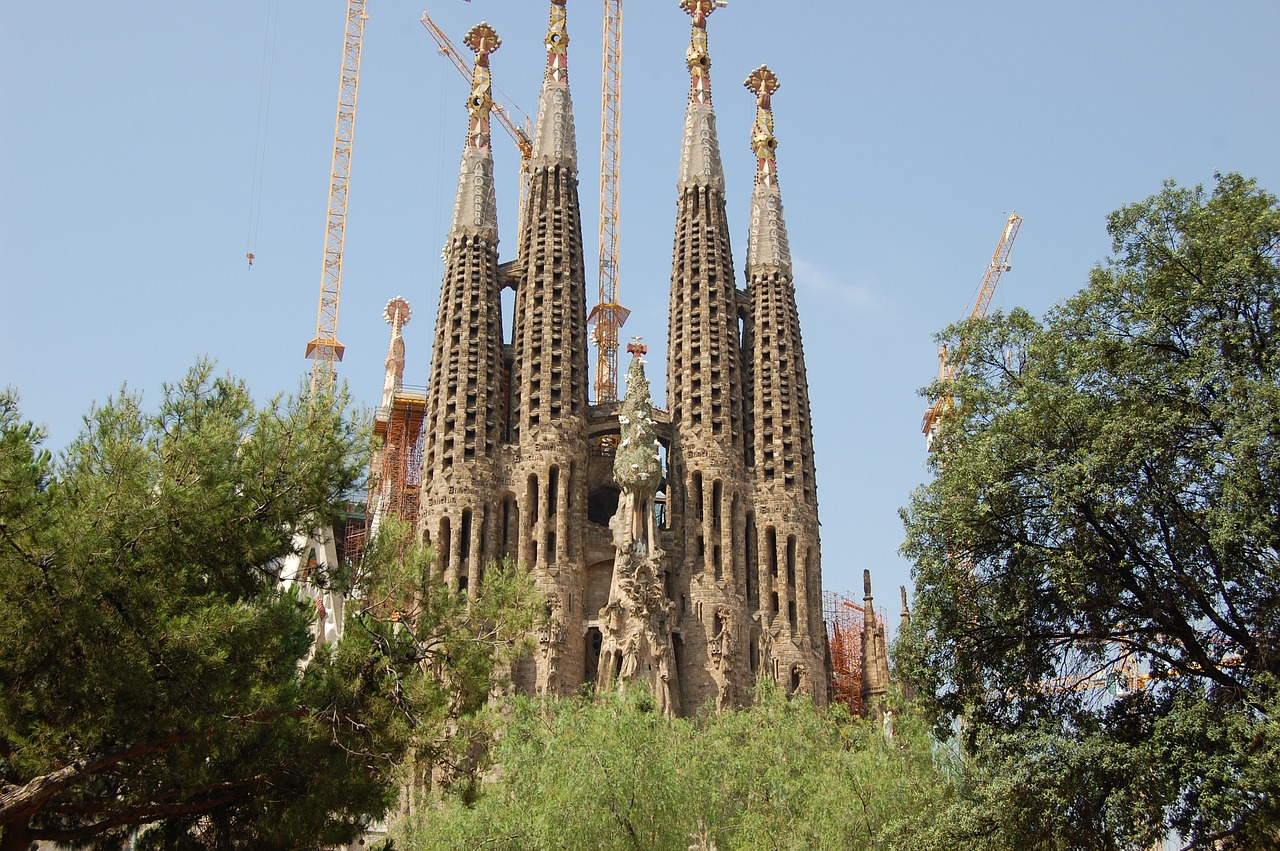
[744,65,791,276]
[532,0,578,171]
[682,0,720,105]
[449,23,502,242]
[545,0,569,83]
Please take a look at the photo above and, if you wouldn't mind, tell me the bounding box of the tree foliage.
[900,174,1280,849]
[392,686,953,851]
[0,363,539,850]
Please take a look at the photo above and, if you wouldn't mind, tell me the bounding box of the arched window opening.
[786,534,797,589]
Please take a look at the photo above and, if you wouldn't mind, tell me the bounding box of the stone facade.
[410,0,828,712]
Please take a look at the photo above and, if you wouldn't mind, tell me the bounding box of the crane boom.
[588,0,628,403]
[306,0,367,396]
[419,13,533,235]
[922,211,1022,448]
[969,212,1021,329]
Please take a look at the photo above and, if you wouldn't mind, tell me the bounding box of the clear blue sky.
[5,1,1279,628]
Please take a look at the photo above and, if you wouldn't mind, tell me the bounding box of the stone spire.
[666,0,750,712]
[677,0,725,190]
[512,0,589,447]
[420,24,507,592]
[379,296,411,412]
[667,0,743,457]
[510,2,592,698]
[449,23,501,242]
[530,0,577,171]
[860,570,890,711]
[744,66,790,277]
[743,67,824,700]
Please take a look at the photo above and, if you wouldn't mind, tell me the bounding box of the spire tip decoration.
[682,0,725,104]
[745,65,780,186]
[744,63,791,274]
[463,21,501,62]
[384,295,412,328]
[544,0,569,82]
[450,23,500,239]
[381,296,412,406]
[462,23,500,150]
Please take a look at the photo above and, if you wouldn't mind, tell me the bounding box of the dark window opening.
[587,486,621,526]
[584,627,603,687]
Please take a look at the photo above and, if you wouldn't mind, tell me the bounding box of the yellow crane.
[306,0,367,396]
[587,0,628,403]
[419,12,534,235]
[921,211,1022,449]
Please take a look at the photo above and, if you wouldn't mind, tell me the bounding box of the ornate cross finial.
[626,336,648,358]
[545,0,569,82]
[384,296,412,331]
[681,0,724,104]
[463,23,501,148]
[744,65,779,185]
[464,22,500,62]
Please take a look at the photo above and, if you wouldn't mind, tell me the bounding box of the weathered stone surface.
[413,0,828,713]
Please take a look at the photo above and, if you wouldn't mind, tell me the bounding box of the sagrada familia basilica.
[371,0,830,713]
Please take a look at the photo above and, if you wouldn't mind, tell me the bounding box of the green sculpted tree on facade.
[596,346,682,713]
[900,174,1280,849]
[613,345,664,546]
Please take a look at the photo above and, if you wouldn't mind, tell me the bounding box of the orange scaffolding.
[824,591,886,715]
[372,389,427,529]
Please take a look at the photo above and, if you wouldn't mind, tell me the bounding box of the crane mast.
[419,13,534,236]
[922,211,1022,449]
[306,0,367,395]
[588,0,629,403]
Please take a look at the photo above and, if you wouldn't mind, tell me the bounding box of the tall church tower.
[507,0,593,693]
[419,24,507,593]
[408,0,827,711]
[664,0,753,710]
[742,66,826,698]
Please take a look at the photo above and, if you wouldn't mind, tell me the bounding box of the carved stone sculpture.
[595,349,682,715]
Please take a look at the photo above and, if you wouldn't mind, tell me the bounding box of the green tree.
[0,363,539,850]
[900,174,1280,849]
[393,686,954,851]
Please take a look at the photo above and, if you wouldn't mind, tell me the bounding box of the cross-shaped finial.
[744,65,779,102]
[384,296,412,329]
[680,0,723,24]
[464,22,501,60]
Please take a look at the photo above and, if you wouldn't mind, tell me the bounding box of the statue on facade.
[537,591,566,694]
[595,342,682,715]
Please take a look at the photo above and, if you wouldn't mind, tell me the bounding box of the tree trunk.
[0,821,32,851]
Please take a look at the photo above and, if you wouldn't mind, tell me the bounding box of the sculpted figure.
[595,344,683,715]
[538,592,565,693]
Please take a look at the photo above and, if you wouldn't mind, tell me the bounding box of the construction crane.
[587,0,629,403]
[419,12,534,235]
[306,0,367,396]
[921,211,1022,449]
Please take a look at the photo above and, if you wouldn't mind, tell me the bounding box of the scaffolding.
[824,591,886,715]
[371,388,427,530]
